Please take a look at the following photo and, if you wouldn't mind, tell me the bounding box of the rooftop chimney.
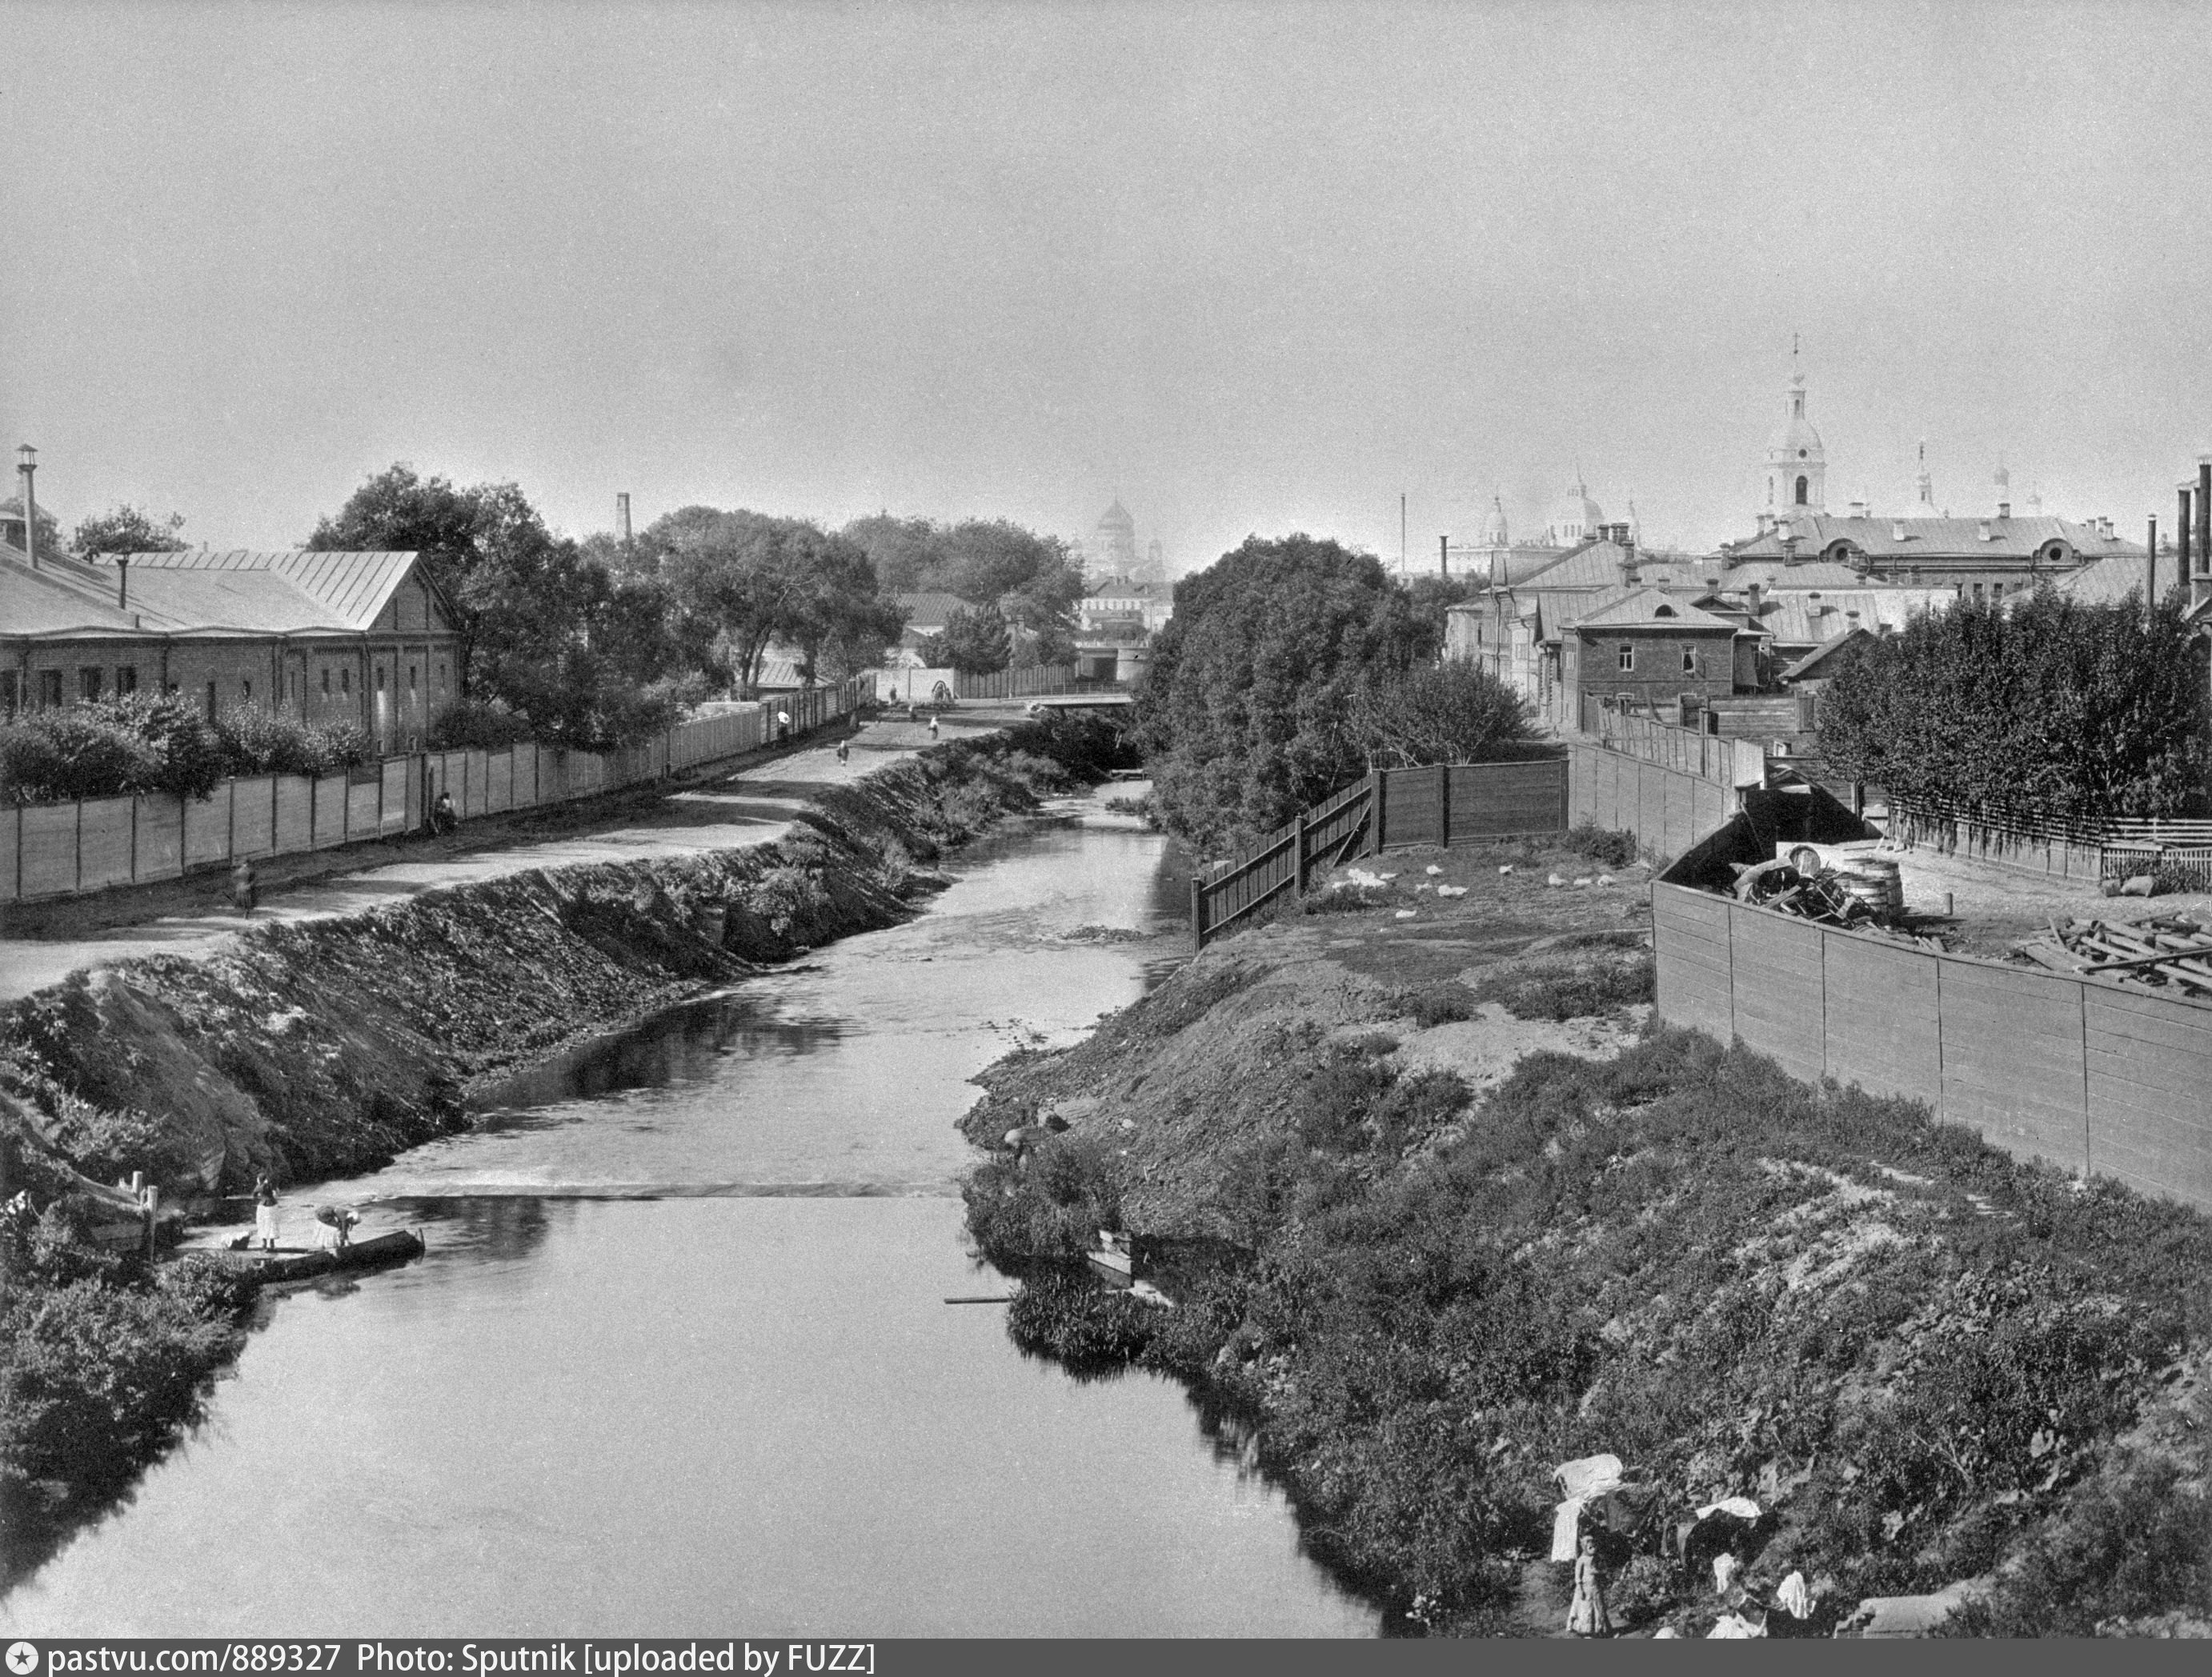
[1978,520,1994,541]
[116,553,129,609]
[1997,498,2011,519]
[1746,582,1764,615]
[15,443,36,570]
[1891,520,1908,542]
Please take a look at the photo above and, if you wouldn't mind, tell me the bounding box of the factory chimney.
[117,553,130,610]
[617,492,633,550]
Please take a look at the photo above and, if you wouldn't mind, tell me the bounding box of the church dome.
[1096,498,1134,536]
[1480,495,1509,545]
[1548,479,1604,545]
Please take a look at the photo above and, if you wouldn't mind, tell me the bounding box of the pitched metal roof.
[112,549,421,630]
[2047,549,2170,607]
[892,591,967,626]
[1510,538,1640,591]
[1568,587,1742,633]
[1725,514,2141,564]
[0,552,147,638]
[1738,587,1956,646]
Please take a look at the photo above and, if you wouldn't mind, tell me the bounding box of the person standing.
[230,857,258,914]
[836,734,850,766]
[927,712,940,741]
[1568,1532,1612,1638]
[252,1173,280,1251]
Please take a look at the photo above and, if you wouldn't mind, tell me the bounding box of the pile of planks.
[2016,915,2212,997]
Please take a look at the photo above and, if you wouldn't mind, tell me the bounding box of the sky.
[3,0,2209,574]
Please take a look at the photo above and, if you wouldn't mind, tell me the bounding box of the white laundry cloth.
[1706,1611,1765,1639]
[1775,1570,1810,1619]
[1712,1552,1740,1595]
[1695,1495,1762,1522]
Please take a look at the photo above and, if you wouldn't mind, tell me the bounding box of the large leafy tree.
[308,465,685,747]
[72,503,188,558]
[1820,584,2210,821]
[927,603,1015,674]
[1138,534,1444,855]
[655,509,899,696]
[844,514,1082,665]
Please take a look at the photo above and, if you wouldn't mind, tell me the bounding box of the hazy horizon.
[4,1,2206,574]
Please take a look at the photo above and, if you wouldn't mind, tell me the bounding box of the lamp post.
[15,444,36,569]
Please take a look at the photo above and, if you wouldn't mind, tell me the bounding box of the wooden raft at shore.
[209,1228,427,1283]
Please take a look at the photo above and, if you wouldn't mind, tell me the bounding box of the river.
[3,790,1377,1638]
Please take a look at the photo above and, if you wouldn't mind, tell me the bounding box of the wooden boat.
[214,1228,426,1283]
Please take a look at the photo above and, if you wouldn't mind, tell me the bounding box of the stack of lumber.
[2015,915,2212,998]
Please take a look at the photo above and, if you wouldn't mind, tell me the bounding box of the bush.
[0,693,226,804]
[425,698,536,750]
[1404,981,1478,1027]
[1564,823,1640,868]
[215,704,374,778]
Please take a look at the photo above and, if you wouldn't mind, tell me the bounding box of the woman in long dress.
[1568,1533,1612,1638]
[252,1174,279,1251]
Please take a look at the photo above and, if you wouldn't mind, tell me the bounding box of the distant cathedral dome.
[1548,478,1604,546]
[1092,498,1137,576]
[1479,495,1509,546]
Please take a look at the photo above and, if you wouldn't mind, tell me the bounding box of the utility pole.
[1400,494,1406,575]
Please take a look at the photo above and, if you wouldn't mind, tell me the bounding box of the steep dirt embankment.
[958,837,2212,1639]
[0,731,1082,1202]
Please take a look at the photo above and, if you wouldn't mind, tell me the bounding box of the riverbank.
[956,834,2212,1637]
[0,713,1134,1590]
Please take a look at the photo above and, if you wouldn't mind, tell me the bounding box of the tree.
[656,509,899,697]
[71,504,187,558]
[1138,534,1442,855]
[308,465,687,747]
[843,514,1083,662]
[1820,584,2210,821]
[1348,658,1536,769]
[928,604,1014,675]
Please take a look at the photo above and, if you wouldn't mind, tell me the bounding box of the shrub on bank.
[214,704,374,778]
[425,698,536,750]
[1563,822,1639,868]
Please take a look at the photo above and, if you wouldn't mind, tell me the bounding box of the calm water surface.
[5,794,1377,1637]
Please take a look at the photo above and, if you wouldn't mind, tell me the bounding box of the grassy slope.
[959,839,2212,1637]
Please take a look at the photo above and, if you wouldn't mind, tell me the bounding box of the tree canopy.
[843,514,1081,665]
[651,508,900,695]
[927,603,1015,674]
[1137,534,1458,855]
[1818,585,2211,822]
[307,464,688,747]
[71,503,187,558]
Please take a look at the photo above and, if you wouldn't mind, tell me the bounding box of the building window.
[1682,650,1700,676]
[408,664,418,690]
[341,668,352,694]
[439,660,448,688]
[321,668,331,696]
[1794,475,1809,505]
[242,679,252,703]
[375,665,386,691]
[117,666,138,694]
[1973,582,1986,602]
[205,681,218,719]
[39,670,63,708]
[78,667,102,702]
[1618,644,1635,672]
[0,672,15,716]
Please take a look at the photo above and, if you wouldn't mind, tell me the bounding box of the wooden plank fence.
[1889,797,2212,891]
[1,675,876,903]
[1191,757,1569,947]
[1651,879,2212,1215]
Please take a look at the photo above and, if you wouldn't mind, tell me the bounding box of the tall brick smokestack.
[15,444,36,570]
[617,492,632,548]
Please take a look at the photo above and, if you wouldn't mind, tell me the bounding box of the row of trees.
[301,468,1088,751]
[1136,535,1525,856]
[1819,586,2212,821]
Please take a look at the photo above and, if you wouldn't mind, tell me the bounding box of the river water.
[5,793,1377,1638]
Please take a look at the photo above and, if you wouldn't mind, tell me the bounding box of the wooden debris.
[2025,914,2212,996]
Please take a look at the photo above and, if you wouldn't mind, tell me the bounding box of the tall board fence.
[1651,879,2212,1215]
[2,676,874,905]
[1191,758,1569,947]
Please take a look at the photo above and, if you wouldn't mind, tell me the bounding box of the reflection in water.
[2,797,1377,1637]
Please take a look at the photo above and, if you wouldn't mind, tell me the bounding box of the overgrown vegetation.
[1820,585,2211,821]
[967,1013,2212,1635]
[0,1167,256,1591]
[1563,822,1640,868]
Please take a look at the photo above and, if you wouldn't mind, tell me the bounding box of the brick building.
[1,542,462,753]
[1562,588,1750,718]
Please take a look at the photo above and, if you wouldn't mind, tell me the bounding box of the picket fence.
[1,675,874,905]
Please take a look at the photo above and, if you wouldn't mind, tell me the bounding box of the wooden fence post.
[1294,809,1308,895]
[1438,762,1452,850]
[1190,877,1205,951]
[1370,768,1387,855]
